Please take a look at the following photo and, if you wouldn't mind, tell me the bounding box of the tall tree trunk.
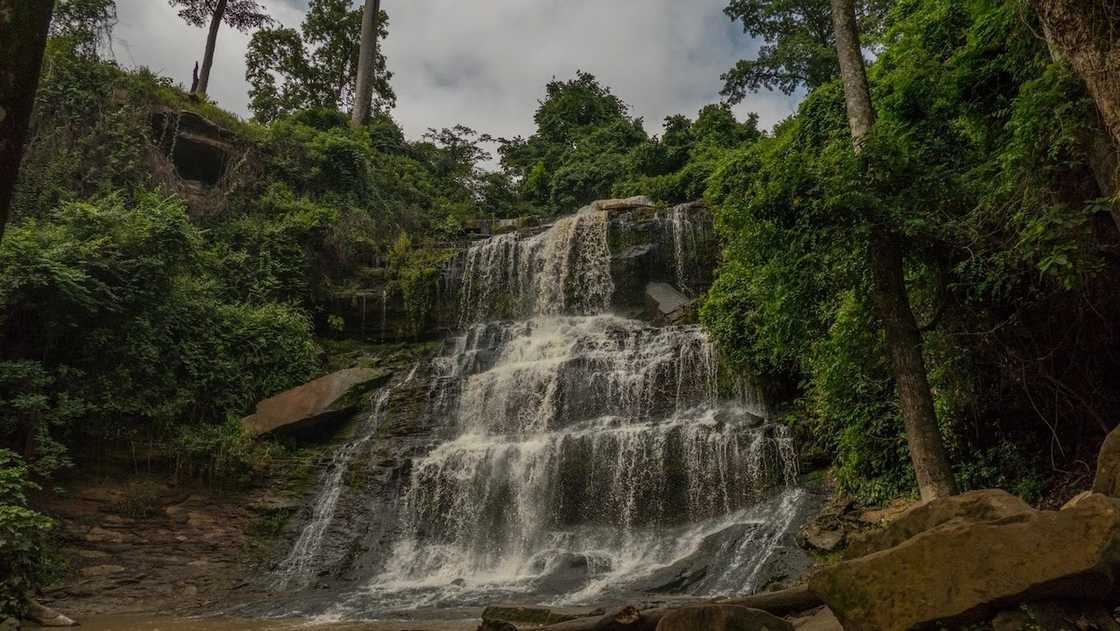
[0,0,54,242]
[1038,15,1120,230]
[831,0,958,500]
[351,0,381,127]
[195,0,228,96]
[1033,1,1120,148]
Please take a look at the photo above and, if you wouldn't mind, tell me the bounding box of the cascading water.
[457,207,613,326]
[273,365,418,590]
[273,203,811,618]
[663,203,714,296]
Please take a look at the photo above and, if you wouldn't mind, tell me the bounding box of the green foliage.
[615,104,762,203]
[704,0,1120,502]
[500,74,761,210]
[720,0,890,101]
[173,419,287,483]
[385,233,455,336]
[246,0,394,123]
[497,72,648,211]
[0,193,319,469]
[0,450,56,619]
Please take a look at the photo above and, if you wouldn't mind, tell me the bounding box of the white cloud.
[111,0,801,143]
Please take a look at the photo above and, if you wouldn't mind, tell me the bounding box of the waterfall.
[458,207,614,326]
[662,203,714,297]
[274,202,807,616]
[273,365,418,589]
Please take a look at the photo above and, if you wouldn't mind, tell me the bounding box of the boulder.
[645,282,690,321]
[592,196,656,212]
[25,601,76,627]
[655,605,793,631]
[843,489,1032,559]
[790,607,843,631]
[810,492,1120,631]
[482,605,602,626]
[799,522,845,554]
[240,368,385,436]
[1094,424,1120,496]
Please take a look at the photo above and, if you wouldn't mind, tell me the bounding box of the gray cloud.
[112,0,800,145]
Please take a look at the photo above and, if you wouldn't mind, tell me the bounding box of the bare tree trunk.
[195,0,228,96]
[0,0,54,242]
[1033,1,1120,148]
[831,0,958,500]
[1038,13,1120,231]
[351,0,381,127]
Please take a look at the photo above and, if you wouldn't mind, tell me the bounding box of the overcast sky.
[111,0,802,144]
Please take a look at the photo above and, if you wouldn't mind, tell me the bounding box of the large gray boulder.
[644,282,690,323]
[810,492,1120,631]
[240,368,385,436]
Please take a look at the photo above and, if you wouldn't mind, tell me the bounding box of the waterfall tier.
[270,203,812,618]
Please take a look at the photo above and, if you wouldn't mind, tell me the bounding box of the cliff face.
[331,198,719,344]
[245,198,816,621]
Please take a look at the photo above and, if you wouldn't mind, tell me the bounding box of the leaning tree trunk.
[831,0,958,500]
[351,0,382,127]
[0,0,54,241]
[1034,1,1120,148]
[195,0,228,96]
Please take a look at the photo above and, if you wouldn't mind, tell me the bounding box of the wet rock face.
[332,201,719,344]
[259,201,808,619]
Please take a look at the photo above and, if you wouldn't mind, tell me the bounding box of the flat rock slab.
[592,196,656,211]
[241,368,383,437]
[646,282,690,316]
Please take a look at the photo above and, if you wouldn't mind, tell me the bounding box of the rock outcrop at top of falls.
[259,200,817,618]
[332,200,718,343]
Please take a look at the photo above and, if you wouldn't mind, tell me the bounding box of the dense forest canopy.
[1,0,1119,618]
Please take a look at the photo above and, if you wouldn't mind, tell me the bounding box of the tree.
[351,0,382,127]
[721,0,889,103]
[1032,1,1120,148]
[246,0,394,123]
[50,0,117,58]
[0,0,54,242]
[496,72,646,208]
[170,0,270,96]
[830,0,957,500]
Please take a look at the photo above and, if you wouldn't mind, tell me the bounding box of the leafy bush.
[0,450,56,618]
[0,193,319,470]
